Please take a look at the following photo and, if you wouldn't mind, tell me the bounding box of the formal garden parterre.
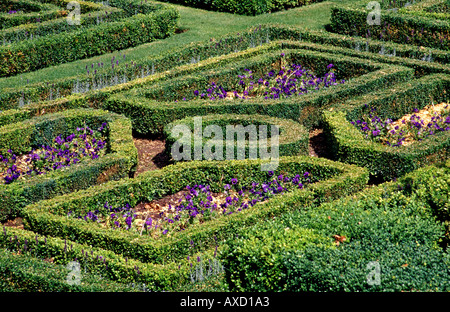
[0,0,449,293]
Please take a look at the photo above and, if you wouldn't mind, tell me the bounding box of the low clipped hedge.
[20,156,369,264]
[158,0,322,15]
[323,73,450,182]
[0,5,179,77]
[1,4,125,45]
[329,4,450,51]
[222,162,450,291]
[163,114,310,161]
[0,0,64,29]
[0,109,138,222]
[0,248,138,291]
[0,38,280,112]
[0,226,191,290]
[106,47,413,133]
[3,23,450,111]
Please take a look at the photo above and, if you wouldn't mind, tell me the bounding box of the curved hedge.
[163,114,310,161]
[0,108,138,222]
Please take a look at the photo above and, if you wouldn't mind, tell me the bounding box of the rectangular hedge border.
[322,73,450,181]
[329,4,450,51]
[1,4,125,45]
[0,5,179,77]
[0,0,64,29]
[105,47,414,133]
[21,156,369,264]
[0,108,137,222]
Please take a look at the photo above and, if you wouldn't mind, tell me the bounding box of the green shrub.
[164,114,310,161]
[329,4,450,51]
[0,109,137,222]
[323,73,450,182]
[0,5,179,77]
[222,163,450,291]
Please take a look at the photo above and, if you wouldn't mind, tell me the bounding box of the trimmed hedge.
[0,5,179,77]
[1,5,125,45]
[323,73,450,182]
[0,248,138,291]
[163,113,310,161]
[222,162,450,291]
[0,0,64,29]
[157,0,323,15]
[0,109,138,222]
[329,4,450,51]
[0,226,192,290]
[105,47,414,134]
[0,35,280,111]
[2,23,450,110]
[20,156,369,264]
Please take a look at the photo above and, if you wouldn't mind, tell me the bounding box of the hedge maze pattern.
[0,0,449,292]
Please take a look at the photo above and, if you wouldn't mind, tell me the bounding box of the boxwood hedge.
[0,108,137,222]
[323,73,450,182]
[222,162,450,291]
[20,156,368,264]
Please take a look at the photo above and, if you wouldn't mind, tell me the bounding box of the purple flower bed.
[351,103,450,147]
[190,60,345,101]
[68,171,316,238]
[0,123,108,184]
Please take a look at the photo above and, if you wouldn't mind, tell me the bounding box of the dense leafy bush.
[164,114,310,161]
[222,163,450,291]
[0,5,179,77]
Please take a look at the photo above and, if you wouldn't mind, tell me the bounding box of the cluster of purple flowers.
[71,171,315,237]
[68,202,136,230]
[351,104,450,147]
[190,61,345,101]
[0,123,108,184]
[8,10,18,14]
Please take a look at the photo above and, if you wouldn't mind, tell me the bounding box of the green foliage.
[0,109,137,222]
[164,114,310,161]
[223,163,450,291]
[323,74,450,182]
[329,3,450,51]
[20,156,368,264]
[0,5,179,77]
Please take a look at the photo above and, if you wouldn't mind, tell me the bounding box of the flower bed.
[0,109,137,222]
[351,102,450,147]
[323,73,450,181]
[20,156,369,263]
[189,62,344,101]
[0,123,108,184]
[67,171,315,238]
[105,47,413,134]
